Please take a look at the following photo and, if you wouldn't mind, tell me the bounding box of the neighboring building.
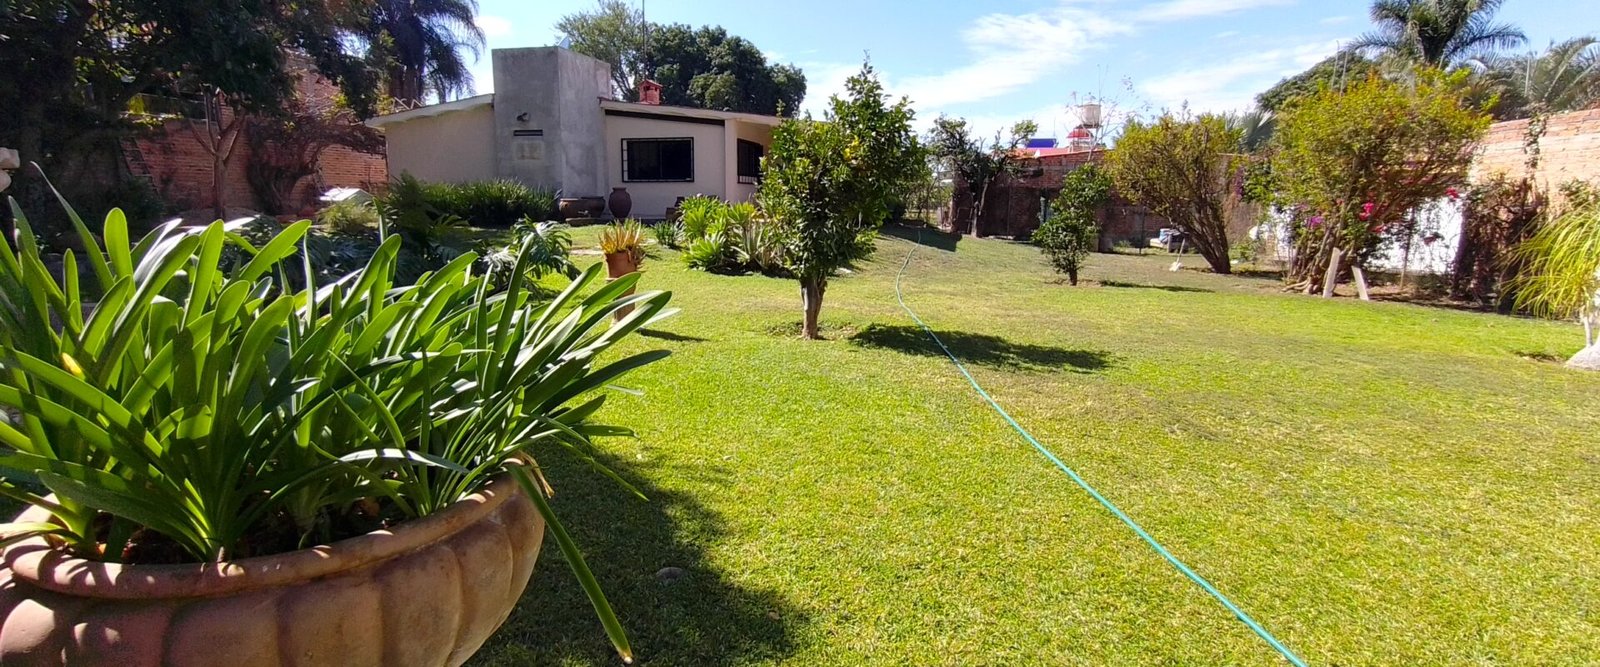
[948,148,1172,250]
[368,47,782,220]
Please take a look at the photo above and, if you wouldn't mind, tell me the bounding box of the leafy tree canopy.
[759,62,919,338]
[1104,112,1244,275]
[556,2,806,115]
[1258,53,1381,112]
[1271,70,1490,288]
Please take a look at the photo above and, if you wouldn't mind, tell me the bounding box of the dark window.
[737,139,765,184]
[623,138,694,182]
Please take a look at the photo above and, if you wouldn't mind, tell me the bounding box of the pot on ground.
[607,188,632,220]
[557,198,585,220]
[0,474,542,667]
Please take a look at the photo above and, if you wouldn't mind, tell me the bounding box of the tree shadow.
[850,324,1114,374]
[638,328,710,343]
[1097,280,1213,294]
[471,451,805,666]
[879,223,960,252]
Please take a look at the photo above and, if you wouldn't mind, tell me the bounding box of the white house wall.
[604,115,727,219]
[383,106,496,184]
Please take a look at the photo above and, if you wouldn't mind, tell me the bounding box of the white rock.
[0,170,10,193]
[0,147,18,170]
[1567,344,1600,371]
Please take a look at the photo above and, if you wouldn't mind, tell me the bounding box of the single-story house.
[367,46,781,219]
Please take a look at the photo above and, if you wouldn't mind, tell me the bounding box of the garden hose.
[892,231,1309,667]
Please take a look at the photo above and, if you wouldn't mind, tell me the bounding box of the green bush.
[441,179,558,227]
[1034,165,1112,286]
[316,199,380,235]
[653,220,684,249]
[376,174,557,230]
[675,198,789,275]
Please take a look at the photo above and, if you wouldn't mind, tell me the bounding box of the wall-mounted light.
[516,112,529,122]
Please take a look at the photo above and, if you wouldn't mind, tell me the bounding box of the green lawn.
[473,224,1600,666]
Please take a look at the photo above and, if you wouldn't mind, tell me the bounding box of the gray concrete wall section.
[557,51,612,198]
[491,47,612,198]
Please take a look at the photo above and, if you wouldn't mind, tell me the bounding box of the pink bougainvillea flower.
[1371,224,1387,234]
[1359,202,1375,220]
[1307,215,1323,228]
[1446,187,1460,200]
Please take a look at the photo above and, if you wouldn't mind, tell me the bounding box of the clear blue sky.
[468,0,1598,136]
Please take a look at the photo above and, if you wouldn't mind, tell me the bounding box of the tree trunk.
[801,277,826,340]
[1068,268,1079,286]
[973,182,989,238]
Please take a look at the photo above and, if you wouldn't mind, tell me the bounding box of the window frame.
[736,139,765,185]
[621,137,696,183]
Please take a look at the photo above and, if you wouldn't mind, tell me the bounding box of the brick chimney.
[638,79,662,105]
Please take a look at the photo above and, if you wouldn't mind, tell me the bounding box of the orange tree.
[1271,70,1490,291]
[1104,112,1245,275]
[760,62,920,339]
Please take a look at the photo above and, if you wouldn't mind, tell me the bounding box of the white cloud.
[1139,39,1341,113]
[892,5,1132,109]
[1136,0,1297,22]
[1319,15,1351,25]
[475,15,513,39]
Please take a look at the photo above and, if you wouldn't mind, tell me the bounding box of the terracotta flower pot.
[603,251,640,320]
[557,198,585,220]
[607,188,632,220]
[0,474,542,667]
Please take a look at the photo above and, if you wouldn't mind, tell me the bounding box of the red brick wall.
[126,61,387,216]
[949,150,1173,244]
[1472,108,1600,201]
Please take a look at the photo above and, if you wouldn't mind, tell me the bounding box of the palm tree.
[1487,37,1600,119]
[1352,0,1526,69]
[366,0,486,106]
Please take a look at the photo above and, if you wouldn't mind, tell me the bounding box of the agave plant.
[0,186,673,660]
[599,219,648,264]
[652,220,684,249]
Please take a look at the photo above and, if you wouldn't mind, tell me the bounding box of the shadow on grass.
[472,452,804,666]
[850,324,1113,373]
[638,328,710,343]
[879,223,960,252]
[1097,280,1212,294]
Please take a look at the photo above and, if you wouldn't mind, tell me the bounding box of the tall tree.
[1351,0,1526,69]
[1257,53,1380,112]
[929,117,1037,238]
[0,0,375,234]
[1271,71,1490,293]
[1482,37,1600,120]
[760,63,920,339]
[556,10,807,115]
[555,0,648,101]
[1104,113,1243,275]
[364,0,486,106]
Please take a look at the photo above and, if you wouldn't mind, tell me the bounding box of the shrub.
[683,230,734,271]
[1034,165,1112,286]
[678,196,722,240]
[316,199,380,235]
[1271,70,1489,292]
[376,174,557,230]
[653,220,684,249]
[478,219,576,290]
[1105,112,1243,275]
[443,179,558,227]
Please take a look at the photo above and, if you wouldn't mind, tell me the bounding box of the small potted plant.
[599,220,649,320]
[0,193,672,665]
